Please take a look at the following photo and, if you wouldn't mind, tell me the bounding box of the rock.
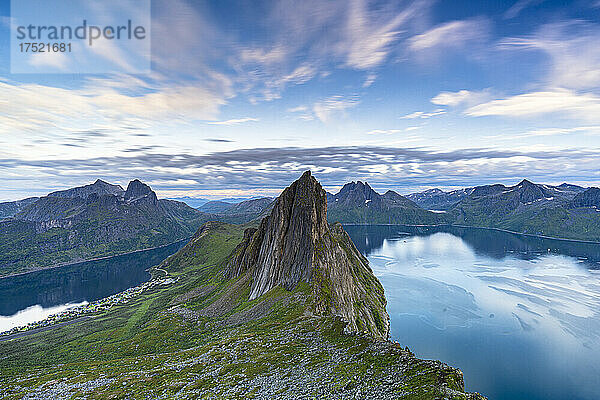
[226,170,390,339]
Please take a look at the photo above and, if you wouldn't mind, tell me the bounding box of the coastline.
[341,223,600,245]
[0,237,191,280]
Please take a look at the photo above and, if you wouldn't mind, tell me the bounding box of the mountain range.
[2,175,599,277]
[0,179,207,276]
[0,171,484,399]
[326,181,446,225]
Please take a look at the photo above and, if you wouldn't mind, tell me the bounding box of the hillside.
[327,181,448,225]
[0,171,483,399]
[0,180,208,276]
[198,197,274,224]
[406,188,473,210]
[448,180,600,241]
[0,197,39,220]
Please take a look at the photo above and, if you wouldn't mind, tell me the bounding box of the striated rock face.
[226,171,390,339]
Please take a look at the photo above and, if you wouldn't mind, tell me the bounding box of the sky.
[1,0,600,201]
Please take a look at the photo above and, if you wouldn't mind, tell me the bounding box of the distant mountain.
[327,181,447,225]
[449,179,600,241]
[0,179,208,276]
[198,200,235,213]
[572,187,600,208]
[406,188,473,210]
[0,197,39,220]
[0,171,483,400]
[167,196,209,208]
[47,179,124,199]
[198,197,274,224]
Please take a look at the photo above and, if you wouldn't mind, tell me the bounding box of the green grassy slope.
[0,222,483,399]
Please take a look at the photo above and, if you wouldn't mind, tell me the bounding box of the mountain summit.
[226,171,390,338]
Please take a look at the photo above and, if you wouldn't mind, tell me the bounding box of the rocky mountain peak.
[225,171,389,339]
[124,179,157,203]
[47,179,124,199]
[572,187,600,208]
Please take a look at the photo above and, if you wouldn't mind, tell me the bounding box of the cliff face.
[226,171,390,339]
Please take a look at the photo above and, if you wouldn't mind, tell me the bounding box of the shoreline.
[0,237,191,280]
[341,223,600,245]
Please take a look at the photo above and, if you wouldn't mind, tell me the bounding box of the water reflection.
[345,225,600,400]
[0,239,187,317]
[0,302,88,332]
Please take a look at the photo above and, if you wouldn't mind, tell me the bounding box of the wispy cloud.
[313,95,360,122]
[366,129,402,135]
[363,74,377,88]
[409,18,489,52]
[3,146,599,200]
[500,21,600,90]
[466,89,600,121]
[503,0,547,19]
[431,90,490,107]
[400,109,446,119]
[207,118,259,126]
[287,106,308,113]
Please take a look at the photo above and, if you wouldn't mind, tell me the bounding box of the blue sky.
[1,0,600,200]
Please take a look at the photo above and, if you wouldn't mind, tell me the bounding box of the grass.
[0,221,483,399]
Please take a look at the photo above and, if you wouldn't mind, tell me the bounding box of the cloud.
[503,0,547,19]
[400,109,446,119]
[500,21,600,90]
[287,106,308,113]
[28,51,70,71]
[204,138,235,143]
[409,18,489,52]
[465,89,600,121]
[366,129,402,135]
[363,74,377,88]
[3,145,600,200]
[0,77,233,136]
[313,95,360,122]
[341,0,425,69]
[431,89,491,107]
[206,118,259,126]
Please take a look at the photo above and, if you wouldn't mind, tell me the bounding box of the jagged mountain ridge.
[406,187,474,210]
[327,181,447,225]
[0,197,39,220]
[572,187,600,208]
[447,179,600,240]
[0,179,207,276]
[225,171,389,338]
[47,179,124,199]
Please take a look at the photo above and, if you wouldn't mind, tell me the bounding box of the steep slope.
[198,197,274,224]
[407,187,473,210]
[0,180,208,276]
[198,200,234,213]
[226,171,388,338]
[0,173,484,399]
[449,180,600,241]
[0,197,39,220]
[47,179,124,199]
[328,181,447,225]
[572,187,600,208]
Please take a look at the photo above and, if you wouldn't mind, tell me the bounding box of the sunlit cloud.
[466,89,600,120]
[207,118,259,126]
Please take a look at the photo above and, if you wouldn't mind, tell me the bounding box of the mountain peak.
[124,180,157,203]
[47,180,124,199]
[517,179,535,187]
[225,171,389,338]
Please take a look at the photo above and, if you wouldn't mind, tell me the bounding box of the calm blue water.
[345,225,600,400]
[0,239,187,332]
